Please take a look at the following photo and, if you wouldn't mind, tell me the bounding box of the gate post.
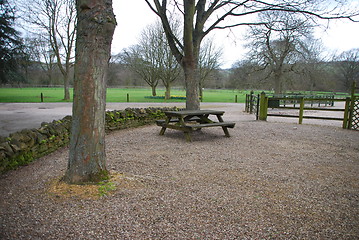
[259,92,268,121]
[299,97,305,124]
[249,91,254,114]
[343,97,351,129]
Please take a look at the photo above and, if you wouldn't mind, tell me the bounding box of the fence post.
[40,93,44,102]
[299,97,305,124]
[343,97,351,129]
[127,93,129,102]
[259,91,267,121]
[249,91,254,114]
[245,94,248,112]
[256,94,260,120]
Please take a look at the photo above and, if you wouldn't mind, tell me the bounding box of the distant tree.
[290,39,327,91]
[229,60,264,90]
[335,48,359,92]
[245,11,316,94]
[121,21,181,98]
[158,43,181,99]
[24,37,56,85]
[107,55,141,87]
[198,38,222,98]
[0,0,25,84]
[63,0,116,184]
[19,0,76,100]
[121,45,160,96]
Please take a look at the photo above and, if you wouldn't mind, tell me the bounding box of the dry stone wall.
[0,107,180,173]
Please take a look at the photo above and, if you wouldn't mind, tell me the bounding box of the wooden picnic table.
[156,109,235,141]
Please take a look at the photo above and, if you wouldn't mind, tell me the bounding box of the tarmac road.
[0,102,247,137]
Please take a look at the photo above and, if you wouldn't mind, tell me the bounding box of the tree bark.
[183,64,200,109]
[183,0,200,110]
[273,70,283,95]
[150,82,157,96]
[165,83,171,100]
[64,71,71,100]
[64,0,116,184]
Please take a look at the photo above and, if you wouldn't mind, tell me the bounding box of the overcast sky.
[112,1,359,68]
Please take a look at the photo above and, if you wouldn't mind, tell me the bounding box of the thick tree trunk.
[183,0,200,110]
[64,0,116,184]
[184,64,200,110]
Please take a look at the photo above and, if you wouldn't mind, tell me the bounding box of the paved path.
[0,102,249,137]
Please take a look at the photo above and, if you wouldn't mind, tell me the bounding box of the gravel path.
[0,104,358,239]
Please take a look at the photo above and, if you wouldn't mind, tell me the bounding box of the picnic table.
[156,109,235,141]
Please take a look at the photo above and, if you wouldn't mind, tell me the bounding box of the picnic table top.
[164,109,225,116]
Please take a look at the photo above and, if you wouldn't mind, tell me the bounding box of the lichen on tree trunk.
[64,0,116,184]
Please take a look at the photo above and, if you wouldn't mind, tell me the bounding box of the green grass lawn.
[0,87,249,103]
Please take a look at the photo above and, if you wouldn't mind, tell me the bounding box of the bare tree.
[121,44,160,96]
[24,37,56,85]
[145,0,359,109]
[19,0,76,100]
[335,48,359,92]
[121,21,181,98]
[158,43,181,99]
[63,0,116,184]
[198,38,222,98]
[291,38,326,91]
[156,21,182,99]
[245,11,315,93]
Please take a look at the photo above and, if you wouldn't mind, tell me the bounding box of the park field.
[0,87,248,103]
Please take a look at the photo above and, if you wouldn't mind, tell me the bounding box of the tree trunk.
[151,85,157,96]
[183,0,200,110]
[199,82,203,100]
[63,72,71,100]
[273,70,283,95]
[64,0,116,184]
[183,64,200,110]
[165,83,171,100]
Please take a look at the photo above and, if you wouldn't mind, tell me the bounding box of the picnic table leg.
[222,127,230,137]
[178,117,192,142]
[184,131,192,142]
[159,117,171,135]
[216,114,231,137]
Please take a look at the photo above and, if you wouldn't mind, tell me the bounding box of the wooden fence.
[245,83,359,130]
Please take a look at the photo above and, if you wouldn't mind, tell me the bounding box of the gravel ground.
[0,105,358,239]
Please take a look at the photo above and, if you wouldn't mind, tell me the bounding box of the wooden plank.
[156,119,179,126]
[267,114,343,121]
[164,110,225,117]
[302,116,343,121]
[268,114,299,118]
[186,122,235,129]
[277,106,345,112]
[156,117,202,126]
